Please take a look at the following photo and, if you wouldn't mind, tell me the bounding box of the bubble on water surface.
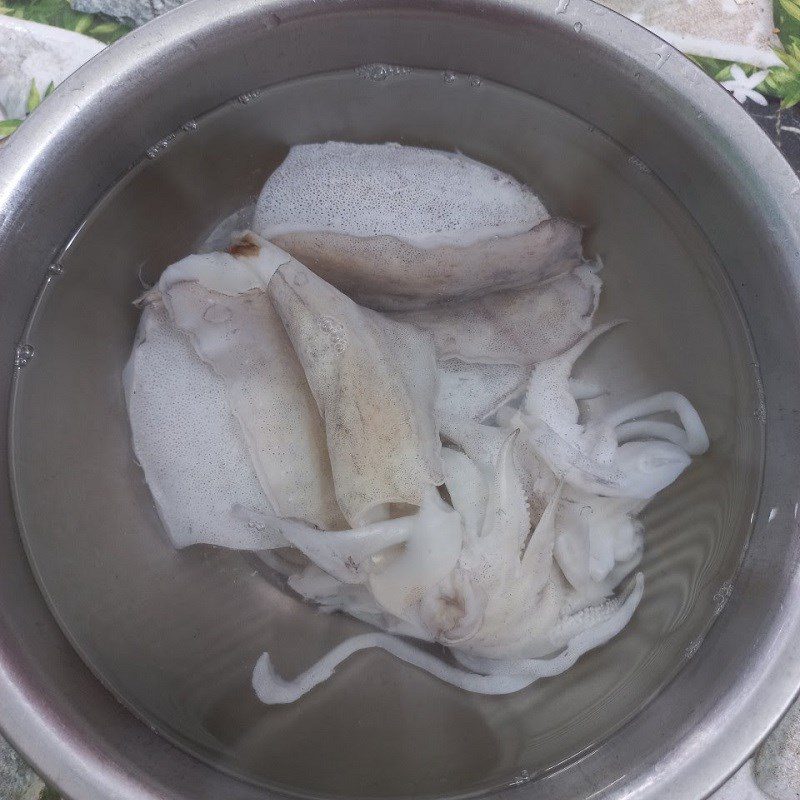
[14,344,34,368]
[356,64,412,82]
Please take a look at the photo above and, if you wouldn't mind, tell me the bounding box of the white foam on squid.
[123,304,285,551]
[161,279,344,530]
[254,141,549,248]
[253,142,583,310]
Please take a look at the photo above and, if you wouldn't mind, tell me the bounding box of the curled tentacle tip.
[252,651,279,702]
[252,651,316,705]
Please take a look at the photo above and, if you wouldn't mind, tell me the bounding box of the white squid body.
[390,264,601,366]
[123,302,287,550]
[126,142,711,705]
[266,254,443,526]
[250,315,708,702]
[252,427,648,702]
[253,141,585,311]
[129,232,444,536]
[156,245,345,530]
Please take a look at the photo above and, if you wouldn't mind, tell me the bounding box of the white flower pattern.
[721,64,770,106]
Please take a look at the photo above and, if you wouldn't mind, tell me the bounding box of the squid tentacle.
[604,391,709,456]
[454,572,643,676]
[253,573,643,704]
[234,508,415,584]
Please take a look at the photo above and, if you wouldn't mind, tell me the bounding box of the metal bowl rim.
[1,1,799,799]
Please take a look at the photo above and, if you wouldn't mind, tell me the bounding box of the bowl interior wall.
[9,69,761,797]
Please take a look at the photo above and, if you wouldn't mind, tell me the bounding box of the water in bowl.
[9,67,763,798]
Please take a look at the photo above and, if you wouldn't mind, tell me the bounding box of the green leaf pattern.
[659,0,800,107]
[25,77,40,113]
[0,2,799,118]
[0,75,50,139]
[0,118,23,136]
[0,0,131,43]
[0,0,131,140]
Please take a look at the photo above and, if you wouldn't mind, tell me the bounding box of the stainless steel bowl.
[1,1,799,798]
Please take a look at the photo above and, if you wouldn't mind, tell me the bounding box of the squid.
[267,251,444,525]
[253,572,641,704]
[439,414,643,609]
[152,232,446,528]
[391,264,601,365]
[153,241,345,529]
[512,323,710,500]
[440,447,489,540]
[252,431,646,702]
[428,267,601,421]
[554,490,645,608]
[123,304,286,550]
[436,360,528,422]
[241,487,463,636]
[253,142,584,310]
[125,142,710,707]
